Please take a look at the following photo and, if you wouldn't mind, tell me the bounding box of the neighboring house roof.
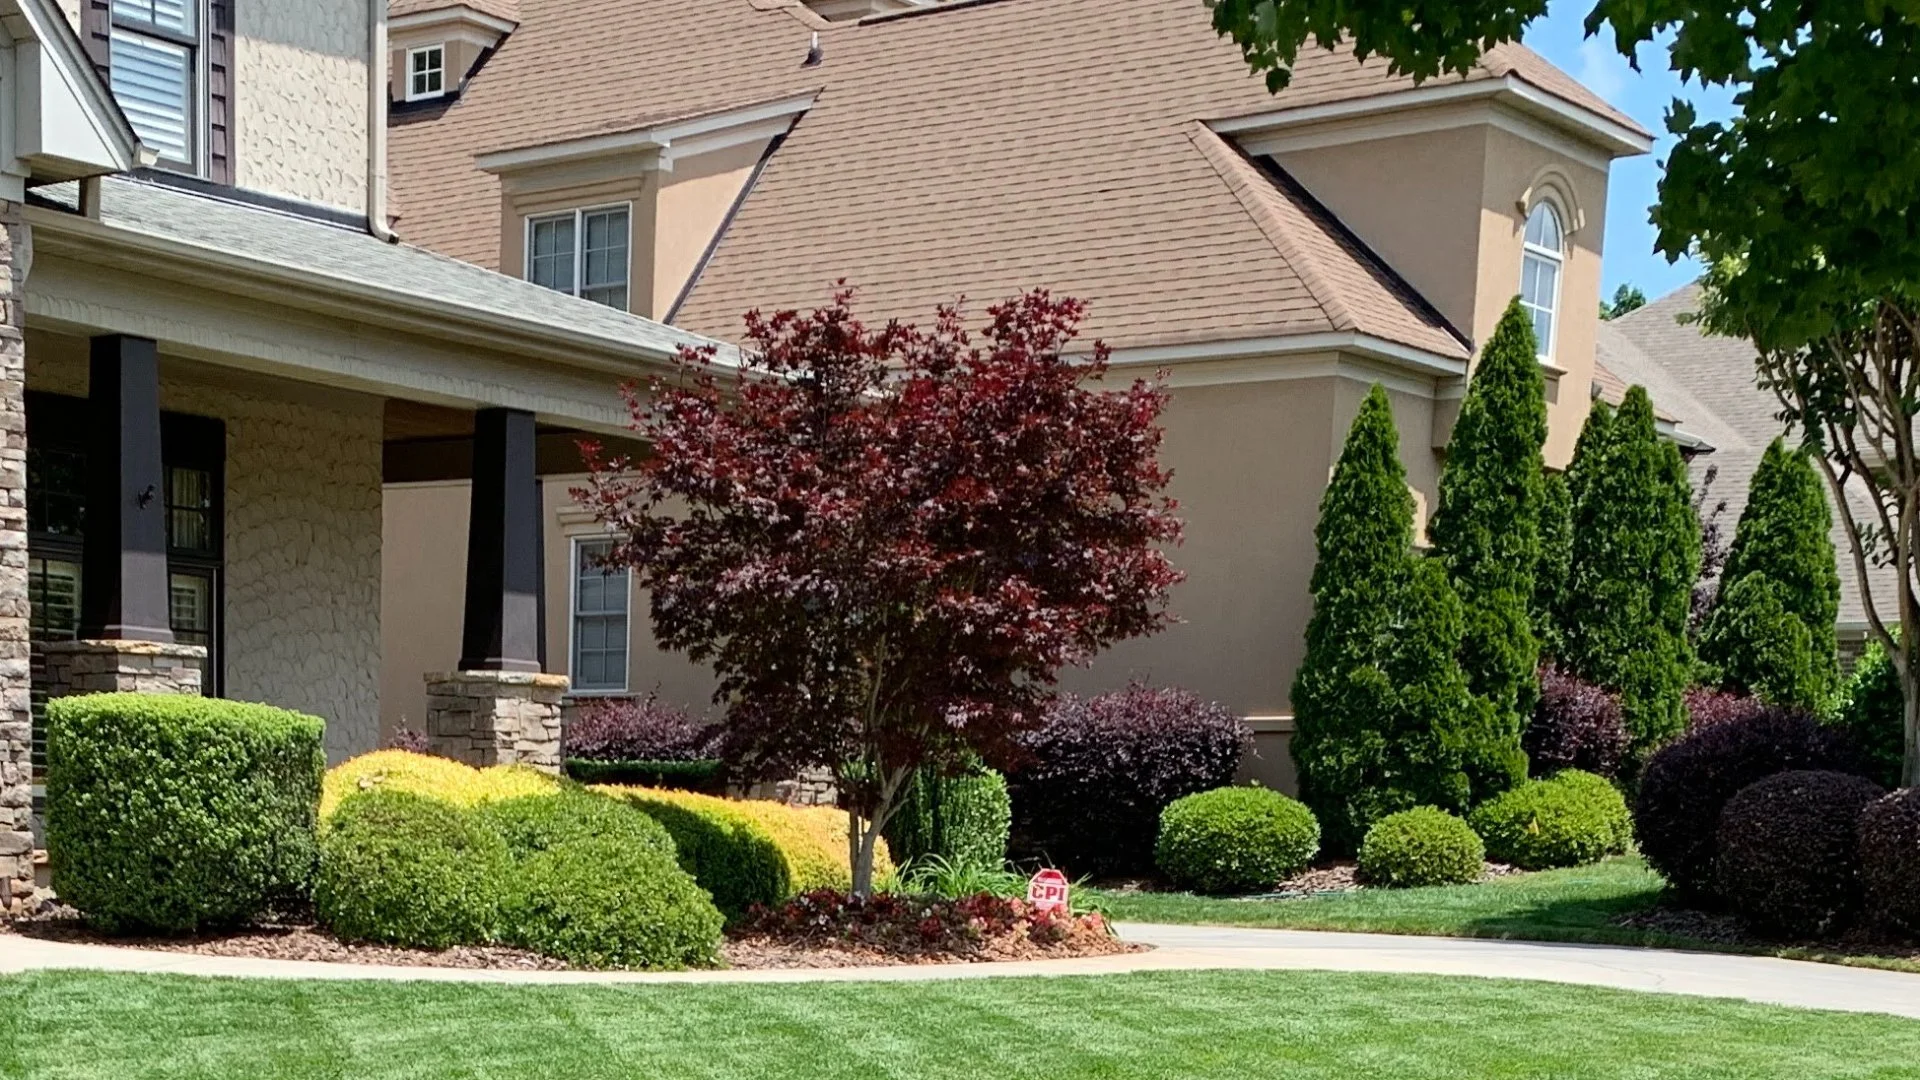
[31,177,730,369]
[1602,286,1896,631]
[389,0,1637,356]
[389,0,520,22]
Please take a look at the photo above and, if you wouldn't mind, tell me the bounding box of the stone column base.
[425,670,568,772]
[42,640,206,699]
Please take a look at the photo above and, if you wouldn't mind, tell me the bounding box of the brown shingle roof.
[389,0,1629,354]
[389,0,520,22]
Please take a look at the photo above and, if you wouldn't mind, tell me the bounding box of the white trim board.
[387,5,517,36]
[477,93,817,175]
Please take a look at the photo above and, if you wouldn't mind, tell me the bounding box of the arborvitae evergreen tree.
[1560,387,1701,757]
[1292,386,1479,851]
[1533,471,1573,660]
[1698,439,1841,708]
[1564,400,1613,513]
[1430,299,1545,800]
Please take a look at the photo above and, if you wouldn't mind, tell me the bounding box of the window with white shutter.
[108,0,204,170]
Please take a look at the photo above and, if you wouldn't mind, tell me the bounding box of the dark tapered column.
[80,335,173,642]
[458,407,542,672]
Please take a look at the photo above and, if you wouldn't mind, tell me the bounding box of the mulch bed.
[1099,859,1523,899]
[3,897,1140,973]
[1612,905,1920,962]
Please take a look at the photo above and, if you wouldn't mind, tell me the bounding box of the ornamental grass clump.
[1155,787,1320,894]
[1356,807,1484,888]
[45,693,325,934]
[1468,770,1630,870]
[1715,770,1884,938]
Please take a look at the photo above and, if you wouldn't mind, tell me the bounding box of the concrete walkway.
[5,923,1920,1018]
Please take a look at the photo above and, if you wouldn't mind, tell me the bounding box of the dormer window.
[1519,202,1565,360]
[526,206,631,310]
[407,45,447,101]
[109,0,204,169]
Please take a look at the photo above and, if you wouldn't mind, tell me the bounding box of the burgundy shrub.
[386,726,433,755]
[1007,684,1252,876]
[1715,770,1885,938]
[1683,686,1783,733]
[1858,788,1920,939]
[1524,664,1629,779]
[563,694,722,762]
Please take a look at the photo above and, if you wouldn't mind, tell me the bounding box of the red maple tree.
[578,288,1183,893]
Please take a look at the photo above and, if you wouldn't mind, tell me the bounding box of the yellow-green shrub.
[321,750,558,819]
[594,786,893,916]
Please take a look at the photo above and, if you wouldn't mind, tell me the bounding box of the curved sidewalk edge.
[4,923,1919,1018]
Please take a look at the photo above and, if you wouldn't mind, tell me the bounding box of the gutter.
[367,0,395,242]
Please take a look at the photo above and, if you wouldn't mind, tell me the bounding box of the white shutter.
[110,30,192,164]
[112,0,195,35]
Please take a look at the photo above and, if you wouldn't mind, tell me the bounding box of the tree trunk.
[851,813,881,898]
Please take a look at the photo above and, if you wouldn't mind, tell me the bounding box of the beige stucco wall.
[653,139,769,318]
[1274,115,1611,468]
[26,333,385,759]
[234,0,369,213]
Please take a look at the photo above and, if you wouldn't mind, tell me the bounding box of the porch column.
[0,199,34,915]
[43,336,204,702]
[425,407,566,771]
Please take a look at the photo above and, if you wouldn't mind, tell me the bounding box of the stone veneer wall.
[426,671,566,771]
[234,0,369,213]
[26,354,384,760]
[42,641,206,698]
[0,201,33,915]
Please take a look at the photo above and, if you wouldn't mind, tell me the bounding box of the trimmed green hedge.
[499,836,723,969]
[562,758,725,792]
[315,790,509,949]
[885,766,1013,871]
[1155,787,1320,894]
[1470,769,1631,870]
[1357,807,1484,888]
[46,692,325,933]
[601,789,791,919]
[476,789,677,861]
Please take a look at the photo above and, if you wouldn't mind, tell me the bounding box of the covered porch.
[0,175,720,912]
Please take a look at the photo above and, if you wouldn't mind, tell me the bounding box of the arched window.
[1519,202,1564,360]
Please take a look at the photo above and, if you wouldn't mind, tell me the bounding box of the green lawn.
[6,968,1920,1079]
[1095,856,1920,972]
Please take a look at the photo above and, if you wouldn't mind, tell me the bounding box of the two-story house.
[0,0,725,913]
[377,0,1651,790]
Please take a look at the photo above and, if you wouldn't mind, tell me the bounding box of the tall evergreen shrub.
[1292,385,1480,851]
[1698,439,1840,709]
[1533,471,1573,661]
[1559,387,1700,756]
[1430,299,1544,800]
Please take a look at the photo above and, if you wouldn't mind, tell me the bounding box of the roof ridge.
[1186,124,1355,333]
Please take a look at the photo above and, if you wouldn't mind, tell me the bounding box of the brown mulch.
[1098,859,1523,899]
[1613,906,1920,963]
[4,905,1139,972]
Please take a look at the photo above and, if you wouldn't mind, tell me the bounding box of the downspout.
[366,0,395,242]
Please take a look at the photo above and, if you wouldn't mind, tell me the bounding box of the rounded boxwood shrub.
[45,693,325,933]
[1469,770,1630,870]
[1155,787,1319,894]
[475,789,676,861]
[885,765,1013,871]
[498,837,723,970]
[315,790,509,949]
[1633,707,1859,900]
[1716,770,1884,938]
[1859,788,1920,937]
[1357,807,1484,888]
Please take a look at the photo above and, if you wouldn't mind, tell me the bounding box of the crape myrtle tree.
[1206,0,1920,787]
[1292,385,1483,850]
[1698,439,1840,710]
[1559,387,1700,757]
[578,288,1184,895]
[1429,298,1545,801]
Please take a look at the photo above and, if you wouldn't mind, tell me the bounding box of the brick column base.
[42,640,207,698]
[425,670,567,772]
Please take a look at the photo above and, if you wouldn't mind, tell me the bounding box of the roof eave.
[1103,330,1468,378]
[3,0,152,180]
[24,203,737,375]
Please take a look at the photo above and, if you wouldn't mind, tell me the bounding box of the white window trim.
[567,535,630,696]
[1520,201,1566,361]
[523,202,633,307]
[405,44,447,102]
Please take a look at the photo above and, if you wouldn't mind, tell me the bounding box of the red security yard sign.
[1027,868,1070,913]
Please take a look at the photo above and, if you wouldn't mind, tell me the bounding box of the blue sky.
[1519,6,1736,304]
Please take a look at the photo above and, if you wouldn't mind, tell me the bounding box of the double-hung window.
[109,0,203,169]
[1519,202,1565,361]
[570,539,629,693]
[407,45,446,101]
[526,206,631,310]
